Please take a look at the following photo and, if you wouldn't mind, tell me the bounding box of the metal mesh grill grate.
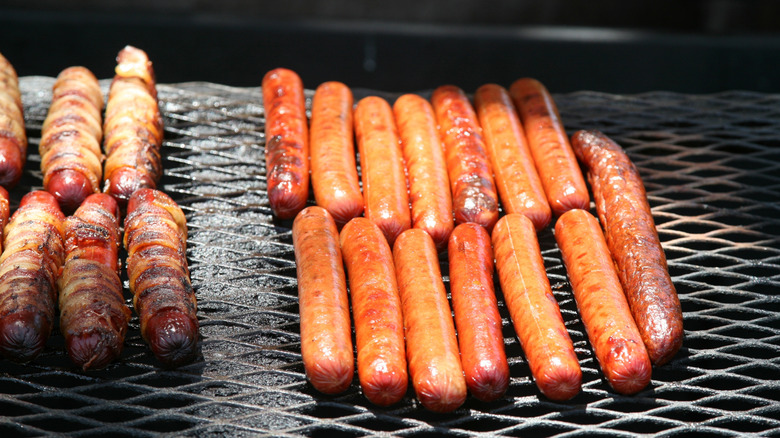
[2,77,779,437]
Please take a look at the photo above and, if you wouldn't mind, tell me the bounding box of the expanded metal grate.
[2,77,779,437]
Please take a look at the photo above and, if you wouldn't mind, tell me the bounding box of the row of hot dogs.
[0,48,197,369]
[264,68,684,411]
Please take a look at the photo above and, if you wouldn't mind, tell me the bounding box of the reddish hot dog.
[492,214,582,401]
[393,228,466,412]
[509,78,590,216]
[292,206,354,394]
[431,85,499,230]
[393,93,453,252]
[447,222,509,402]
[339,217,407,406]
[262,68,310,220]
[0,52,26,188]
[555,209,652,395]
[474,84,551,231]
[570,130,683,366]
[353,96,411,246]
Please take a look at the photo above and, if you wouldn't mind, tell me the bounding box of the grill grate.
[1,77,778,437]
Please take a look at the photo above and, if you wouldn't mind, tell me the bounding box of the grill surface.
[1,77,779,437]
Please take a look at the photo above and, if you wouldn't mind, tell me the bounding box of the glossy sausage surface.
[0,52,26,188]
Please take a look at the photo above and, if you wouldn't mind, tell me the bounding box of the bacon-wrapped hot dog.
[59,193,130,370]
[0,191,65,362]
[0,51,26,188]
[40,66,104,214]
[124,188,198,367]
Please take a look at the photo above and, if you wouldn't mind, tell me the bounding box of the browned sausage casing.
[0,51,26,188]
[292,206,354,394]
[339,217,408,406]
[555,209,652,395]
[492,214,582,401]
[448,222,509,402]
[570,129,683,366]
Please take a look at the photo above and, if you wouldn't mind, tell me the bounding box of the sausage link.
[124,188,198,367]
[393,228,466,412]
[0,52,26,188]
[354,96,411,246]
[492,214,582,401]
[447,223,509,402]
[555,209,652,395]
[509,78,590,216]
[262,68,310,219]
[59,193,130,370]
[431,85,499,230]
[339,217,407,406]
[309,82,363,226]
[570,130,683,366]
[393,94,453,252]
[292,206,354,394]
[0,191,65,362]
[475,84,551,230]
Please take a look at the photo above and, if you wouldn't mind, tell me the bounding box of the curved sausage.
[353,96,410,246]
[554,209,652,395]
[393,228,466,413]
[309,81,363,226]
[431,85,499,230]
[262,68,310,220]
[339,217,407,406]
[570,130,683,366]
[447,223,509,402]
[0,191,65,363]
[393,93,453,252]
[509,78,590,216]
[492,214,582,401]
[0,52,26,188]
[292,206,354,394]
[475,84,551,230]
[124,188,198,367]
[58,193,130,370]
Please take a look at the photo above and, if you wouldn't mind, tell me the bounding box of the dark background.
[2,1,780,93]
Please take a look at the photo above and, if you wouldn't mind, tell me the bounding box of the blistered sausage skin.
[555,209,652,395]
[393,94,453,252]
[339,217,407,406]
[474,84,551,230]
[262,68,310,220]
[570,130,683,366]
[509,78,590,216]
[0,51,26,188]
[292,206,354,394]
[431,85,499,230]
[0,191,65,363]
[447,223,509,402]
[393,228,466,413]
[40,66,104,214]
[492,214,582,401]
[309,82,363,226]
[59,193,130,370]
[124,188,198,367]
[354,96,411,246]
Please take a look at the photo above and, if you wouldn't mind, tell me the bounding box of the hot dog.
[261,68,310,220]
[554,209,652,395]
[509,78,590,216]
[393,228,466,412]
[393,93,453,252]
[58,193,130,370]
[40,66,104,214]
[0,191,65,363]
[0,186,9,254]
[309,81,363,226]
[570,130,683,366]
[124,188,198,367]
[339,217,407,406]
[492,214,582,401]
[0,52,26,188]
[474,84,551,231]
[431,85,499,230]
[353,96,411,246]
[292,206,354,394]
[447,222,509,402]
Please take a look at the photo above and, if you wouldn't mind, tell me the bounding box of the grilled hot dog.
[0,51,26,188]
